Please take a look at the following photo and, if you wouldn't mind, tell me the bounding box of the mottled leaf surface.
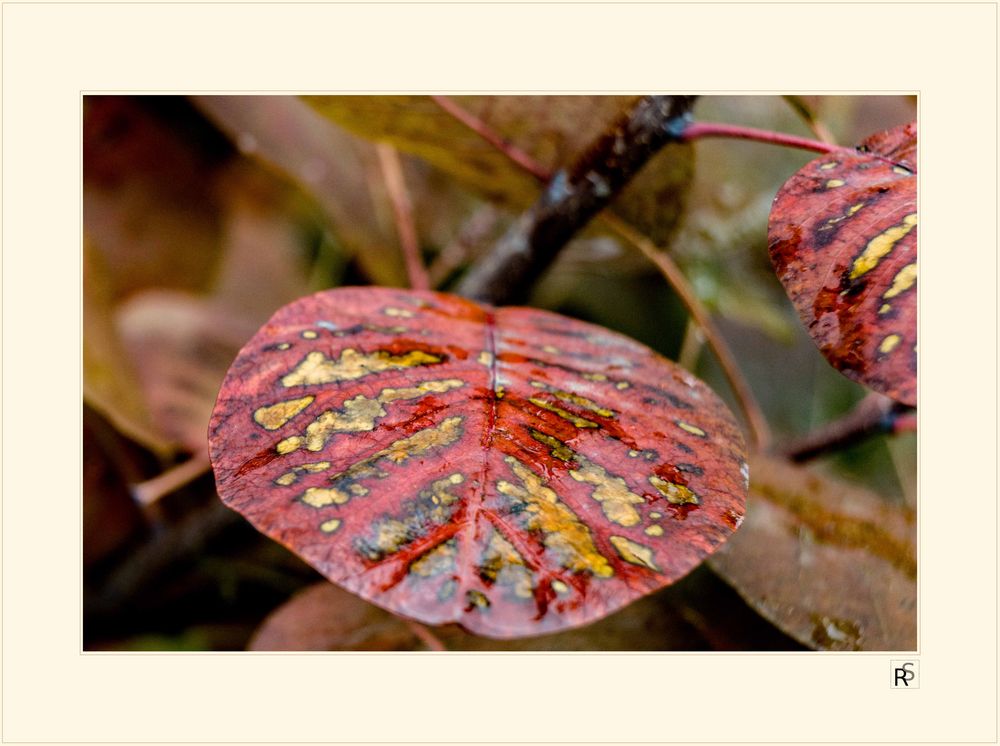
[209,287,747,637]
[709,455,916,651]
[768,122,917,405]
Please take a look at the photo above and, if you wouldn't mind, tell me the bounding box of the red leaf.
[768,122,917,406]
[209,287,747,638]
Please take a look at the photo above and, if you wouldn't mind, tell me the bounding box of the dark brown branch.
[778,394,916,462]
[456,95,697,305]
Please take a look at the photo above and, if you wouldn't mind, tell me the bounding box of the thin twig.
[405,619,447,651]
[781,95,838,145]
[430,96,551,182]
[433,95,771,450]
[376,143,430,291]
[778,393,915,462]
[681,121,850,155]
[677,319,706,372]
[599,214,772,451]
[131,450,212,509]
[456,95,697,305]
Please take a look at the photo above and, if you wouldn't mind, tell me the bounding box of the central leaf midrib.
[455,309,501,611]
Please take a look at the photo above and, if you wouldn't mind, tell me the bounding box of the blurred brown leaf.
[115,290,259,453]
[84,238,172,452]
[249,583,424,651]
[109,162,316,453]
[304,95,693,247]
[709,454,916,650]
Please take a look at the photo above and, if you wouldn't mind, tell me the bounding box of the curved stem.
[777,393,914,462]
[376,143,430,291]
[431,95,551,182]
[598,214,772,451]
[405,619,447,651]
[131,449,211,509]
[781,95,838,145]
[680,121,851,155]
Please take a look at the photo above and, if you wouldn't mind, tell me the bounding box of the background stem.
[681,121,849,155]
[376,143,430,291]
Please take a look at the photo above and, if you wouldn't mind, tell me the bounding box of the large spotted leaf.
[209,287,747,638]
[768,122,917,406]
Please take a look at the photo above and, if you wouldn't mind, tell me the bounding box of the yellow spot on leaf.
[377,417,464,464]
[361,474,465,561]
[610,536,660,572]
[879,303,892,315]
[825,179,845,188]
[531,430,645,526]
[281,348,442,387]
[497,456,613,578]
[542,345,559,354]
[480,530,533,599]
[301,330,318,339]
[879,334,902,355]
[467,590,490,609]
[645,525,664,537]
[301,486,354,508]
[276,379,463,453]
[569,459,645,528]
[821,202,866,232]
[274,461,332,486]
[411,540,456,577]
[819,161,838,170]
[477,350,494,366]
[893,166,912,175]
[649,475,699,505]
[676,420,707,437]
[551,580,569,594]
[849,213,918,280]
[494,385,505,399]
[384,307,414,318]
[295,418,464,508]
[529,397,598,428]
[529,383,614,418]
[583,372,607,382]
[531,430,575,462]
[276,436,304,454]
[276,342,291,350]
[253,396,315,430]
[883,262,918,299]
[320,518,341,533]
[615,381,630,390]
[649,511,662,519]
